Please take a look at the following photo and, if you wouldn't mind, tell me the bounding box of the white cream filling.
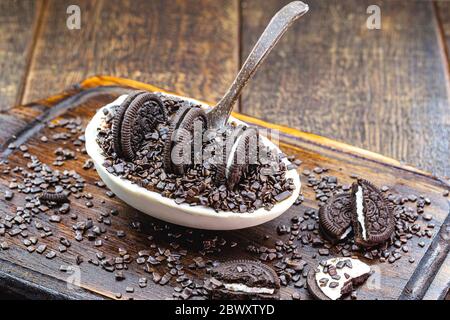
[315,257,371,300]
[340,227,352,240]
[223,283,275,294]
[356,186,367,240]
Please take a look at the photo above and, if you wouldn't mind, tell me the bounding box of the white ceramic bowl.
[85,93,301,230]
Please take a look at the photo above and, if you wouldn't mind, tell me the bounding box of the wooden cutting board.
[0,76,448,300]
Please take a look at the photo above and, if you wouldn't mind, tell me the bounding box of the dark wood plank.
[240,0,450,178]
[23,0,239,105]
[0,0,42,111]
[423,254,450,300]
[0,77,448,300]
[0,257,103,300]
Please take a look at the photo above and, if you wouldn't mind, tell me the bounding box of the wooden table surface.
[0,77,448,300]
[0,0,449,300]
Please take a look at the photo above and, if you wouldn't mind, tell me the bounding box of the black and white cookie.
[205,259,280,300]
[215,127,260,190]
[351,179,395,247]
[307,257,372,300]
[319,192,353,242]
[163,105,208,174]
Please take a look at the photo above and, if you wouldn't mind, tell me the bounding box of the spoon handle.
[206,1,309,129]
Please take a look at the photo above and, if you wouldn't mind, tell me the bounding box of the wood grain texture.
[436,1,450,55]
[22,0,238,105]
[423,254,450,300]
[0,77,448,300]
[0,0,42,111]
[240,0,450,178]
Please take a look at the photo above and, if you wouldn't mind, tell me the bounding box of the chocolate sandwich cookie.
[319,192,352,242]
[120,93,167,160]
[163,105,208,174]
[351,179,395,247]
[227,128,259,190]
[307,257,371,300]
[111,91,145,157]
[205,260,280,300]
[215,127,260,190]
[214,125,246,187]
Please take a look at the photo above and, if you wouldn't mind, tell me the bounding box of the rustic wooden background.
[1,0,449,178]
[0,0,449,300]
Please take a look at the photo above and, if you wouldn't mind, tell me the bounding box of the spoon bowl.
[85,94,301,230]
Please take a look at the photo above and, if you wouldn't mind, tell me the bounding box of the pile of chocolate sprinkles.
[96,93,296,213]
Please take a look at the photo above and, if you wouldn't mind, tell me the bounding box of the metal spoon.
[206,1,309,129]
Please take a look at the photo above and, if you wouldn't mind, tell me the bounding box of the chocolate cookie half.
[227,128,259,190]
[163,105,208,174]
[214,125,246,186]
[120,92,167,160]
[215,127,260,190]
[111,90,145,157]
[307,257,371,300]
[319,192,353,242]
[205,260,280,300]
[351,179,395,247]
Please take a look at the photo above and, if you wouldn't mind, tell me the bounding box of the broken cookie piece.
[205,260,280,300]
[307,257,371,300]
[163,105,208,174]
[319,192,353,242]
[351,179,395,247]
[227,128,260,190]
